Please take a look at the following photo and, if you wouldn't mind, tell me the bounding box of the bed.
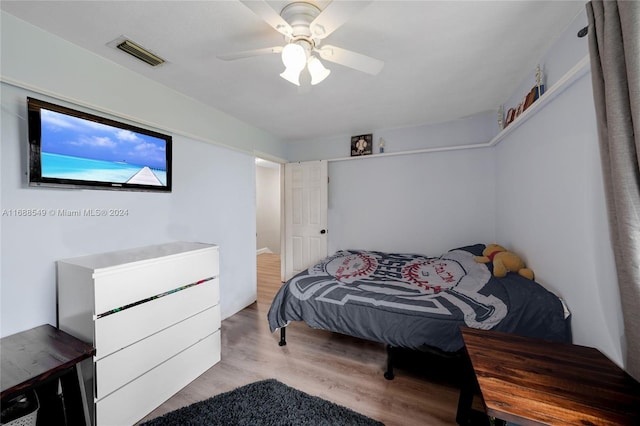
[267,244,571,378]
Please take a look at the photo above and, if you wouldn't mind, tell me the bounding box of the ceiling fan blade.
[310,0,372,40]
[239,0,292,37]
[316,45,384,75]
[218,46,283,61]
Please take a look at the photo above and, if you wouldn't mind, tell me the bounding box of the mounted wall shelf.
[487,55,591,147]
[329,54,591,163]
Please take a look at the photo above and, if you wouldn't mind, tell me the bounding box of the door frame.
[254,155,329,284]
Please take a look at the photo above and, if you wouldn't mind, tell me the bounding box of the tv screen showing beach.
[39,108,168,187]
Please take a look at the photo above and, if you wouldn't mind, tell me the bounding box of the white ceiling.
[1,1,585,142]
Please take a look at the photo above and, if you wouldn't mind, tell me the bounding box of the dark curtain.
[587,0,640,381]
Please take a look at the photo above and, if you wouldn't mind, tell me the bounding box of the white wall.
[495,72,622,364]
[287,111,498,161]
[287,109,499,256]
[0,12,286,337]
[328,149,496,256]
[494,8,624,365]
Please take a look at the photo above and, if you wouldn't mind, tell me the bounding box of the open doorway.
[255,157,283,300]
[255,158,328,296]
[255,158,281,256]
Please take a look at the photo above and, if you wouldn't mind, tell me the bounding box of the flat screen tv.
[27,97,172,192]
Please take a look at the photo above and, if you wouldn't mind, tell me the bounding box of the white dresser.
[57,242,221,426]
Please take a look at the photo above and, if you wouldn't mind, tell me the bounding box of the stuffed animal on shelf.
[474,243,535,280]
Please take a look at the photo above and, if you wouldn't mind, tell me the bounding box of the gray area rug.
[141,379,384,425]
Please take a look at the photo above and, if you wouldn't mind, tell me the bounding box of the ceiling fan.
[218,0,384,86]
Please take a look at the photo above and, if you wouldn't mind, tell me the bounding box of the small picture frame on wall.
[350,134,373,156]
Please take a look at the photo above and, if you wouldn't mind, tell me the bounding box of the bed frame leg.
[384,345,395,380]
[278,327,287,346]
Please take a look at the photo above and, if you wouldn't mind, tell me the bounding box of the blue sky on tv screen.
[40,109,167,170]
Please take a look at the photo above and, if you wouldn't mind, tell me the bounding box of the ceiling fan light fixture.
[280,43,307,71]
[308,56,330,85]
[228,1,385,88]
[280,67,302,86]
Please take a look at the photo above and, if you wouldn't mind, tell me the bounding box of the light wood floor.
[138,253,463,425]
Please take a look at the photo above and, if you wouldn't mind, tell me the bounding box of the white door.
[284,160,328,280]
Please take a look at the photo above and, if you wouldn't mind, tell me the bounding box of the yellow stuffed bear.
[474,243,534,280]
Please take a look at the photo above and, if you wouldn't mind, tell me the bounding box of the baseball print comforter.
[267,244,571,352]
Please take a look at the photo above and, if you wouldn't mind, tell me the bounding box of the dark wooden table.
[1,324,95,425]
[458,327,640,426]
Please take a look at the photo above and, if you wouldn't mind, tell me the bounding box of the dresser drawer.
[96,331,221,426]
[95,304,220,399]
[93,247,219,314]
[94,278,218,359]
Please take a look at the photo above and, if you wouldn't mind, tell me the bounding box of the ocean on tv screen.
[41,152,167,186]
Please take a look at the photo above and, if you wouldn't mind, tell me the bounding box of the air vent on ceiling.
[116,39,165,67]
